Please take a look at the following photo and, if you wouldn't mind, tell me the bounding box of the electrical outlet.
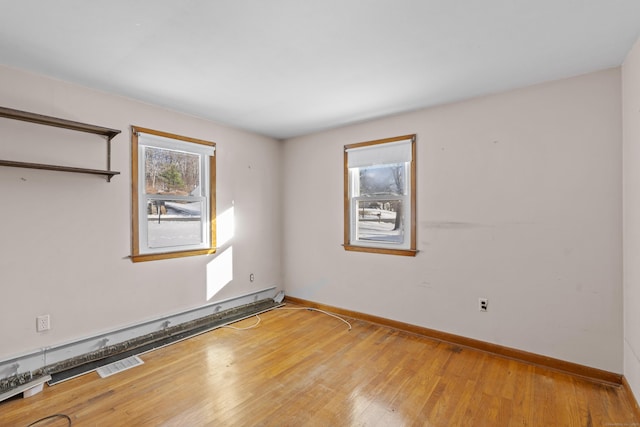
[479,298,488,312]
[249,273,255,282]
[36,315,50,332]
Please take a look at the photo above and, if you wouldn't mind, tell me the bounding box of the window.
[131,126,216,262]
[344,135,417,256]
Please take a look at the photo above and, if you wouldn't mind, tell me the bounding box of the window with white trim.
[344,135,417,256]
[131,126,216,262]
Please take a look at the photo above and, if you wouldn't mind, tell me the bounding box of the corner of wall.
[622,35,640,405]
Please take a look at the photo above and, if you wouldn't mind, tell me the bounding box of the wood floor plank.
[0,304,638,426]
[508,363,536,426]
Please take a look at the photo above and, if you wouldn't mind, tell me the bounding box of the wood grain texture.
[285,296,624,386]
[1,304,637,426]
[624,376,640,422]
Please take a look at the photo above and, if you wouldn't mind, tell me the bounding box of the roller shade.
[346,139,411,168]
[137,131,215,156]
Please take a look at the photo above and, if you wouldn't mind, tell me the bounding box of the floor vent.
[96,356,144,378]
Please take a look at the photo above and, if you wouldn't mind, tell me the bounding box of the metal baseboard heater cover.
[0,375,51,403]
[46,298,281,385]
[0,294,282,397]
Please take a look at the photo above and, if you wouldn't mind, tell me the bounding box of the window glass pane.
[132,126,216,262]
[144,147,201,196]
[355,199,404,244]
[146,199,203,248]
[357,163,406,196]
[344,135,415,255]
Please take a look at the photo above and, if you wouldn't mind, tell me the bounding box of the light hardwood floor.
[1,305,638,426]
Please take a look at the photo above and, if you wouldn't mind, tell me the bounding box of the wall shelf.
[0,106,121,181]
[0,160,120,180]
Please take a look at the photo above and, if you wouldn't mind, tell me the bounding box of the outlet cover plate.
[36,315,50,332]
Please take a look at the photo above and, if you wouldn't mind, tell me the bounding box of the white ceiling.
[1,1,639,139]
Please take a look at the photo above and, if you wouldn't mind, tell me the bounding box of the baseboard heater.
[47,298,281,385]
[0,297,281,398]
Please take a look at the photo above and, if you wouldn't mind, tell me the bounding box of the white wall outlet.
[36,314,51,332]
[479,298,488,312]
[249,273,255,282]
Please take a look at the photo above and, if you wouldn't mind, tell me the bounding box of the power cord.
[27,413,71,426]
[223,315,262,330]
[277,306,352,331]
[222,305,353,332]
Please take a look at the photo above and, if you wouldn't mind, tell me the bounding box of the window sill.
[131,248,216,263]
[342,244,418,257]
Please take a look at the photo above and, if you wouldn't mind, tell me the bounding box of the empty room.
[1,1,640,425]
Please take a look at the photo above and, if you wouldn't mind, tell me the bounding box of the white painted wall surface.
[283,69,623,372]
[623,37,640,400]
[0,65,283,360]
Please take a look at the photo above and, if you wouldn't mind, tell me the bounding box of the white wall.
[0,60,626,376]
[623,37,640,399]
[0,65,283,360]
[283,69,623,372]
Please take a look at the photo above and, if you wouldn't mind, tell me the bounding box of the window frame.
[343,134,417,256]
[131,126,216,262]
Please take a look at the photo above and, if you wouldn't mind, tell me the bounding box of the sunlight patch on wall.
[216,205,235,247]
[206,246,233,300]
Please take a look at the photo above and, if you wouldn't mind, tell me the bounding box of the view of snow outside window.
[144,146,204,248]
[353,163,406,244]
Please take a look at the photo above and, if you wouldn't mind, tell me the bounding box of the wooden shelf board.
[0,160,120,179]
[0,106,121,140]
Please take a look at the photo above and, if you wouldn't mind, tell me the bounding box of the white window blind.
[346,139,412,168]
[137,132,215,157]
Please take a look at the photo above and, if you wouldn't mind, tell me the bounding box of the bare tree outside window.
[143,147,203,248]
[344,134,416,256]
[145,147,200,195]
[131,126,216,262]
[355,163,406,244]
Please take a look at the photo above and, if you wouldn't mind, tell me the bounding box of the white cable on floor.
[222,305,352,332]
[223,315,262,330]
[277,305,352,331]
